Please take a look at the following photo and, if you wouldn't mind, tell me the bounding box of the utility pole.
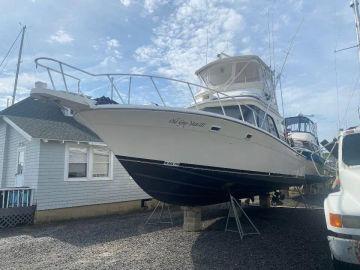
[12,25,26,105]
[351,0,360,63]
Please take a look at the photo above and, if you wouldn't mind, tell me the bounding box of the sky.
[0,0,359,140]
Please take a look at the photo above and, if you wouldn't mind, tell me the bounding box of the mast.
[351,0,360,63]
[12,25,26,105]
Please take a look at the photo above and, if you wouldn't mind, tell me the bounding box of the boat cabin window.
[203,106,243,120]
[342,133,360,166]
[267,115,279,137]
[202,105,279,138]
[234,62,260,83]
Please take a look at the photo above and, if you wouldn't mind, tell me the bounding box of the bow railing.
[35,57,266,127]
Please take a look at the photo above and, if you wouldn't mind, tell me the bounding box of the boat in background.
[30,55,329,206]
[285,115,326,176]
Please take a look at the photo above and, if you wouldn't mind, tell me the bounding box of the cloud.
[144,0,168,13]
[106,38,120,49]
[119,0,131,6]
[48,30,74,44]
[118,0,167,13]
[0,72,43,109]
[134,0,245,81]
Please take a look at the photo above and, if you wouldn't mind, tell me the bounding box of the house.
[0,97,151,223]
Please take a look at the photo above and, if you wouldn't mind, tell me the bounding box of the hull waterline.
[117,155,322,206]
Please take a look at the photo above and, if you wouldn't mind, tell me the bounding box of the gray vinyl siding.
[0,123,39,189]
[0,121,7,187]
[36,141,149,210]
[23,139,40,189]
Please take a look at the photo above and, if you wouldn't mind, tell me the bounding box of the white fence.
[0,187,34,208]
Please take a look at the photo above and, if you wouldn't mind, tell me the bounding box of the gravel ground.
[0,200,334,270]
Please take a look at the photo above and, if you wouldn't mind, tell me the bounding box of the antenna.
[267,9,272,68]
[275,17,304,89]
[206,28,209,64]
[351,0,360,62]
[205,0,209,64]
[350,0,360,122]
[12,25,26,105]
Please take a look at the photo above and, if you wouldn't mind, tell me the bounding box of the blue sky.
[0,0,359,140]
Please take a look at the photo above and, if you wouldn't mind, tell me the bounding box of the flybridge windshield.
[199,61,261,87]
[342,133,360,166]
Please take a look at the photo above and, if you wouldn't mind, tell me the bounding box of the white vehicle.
[324,127,360,268]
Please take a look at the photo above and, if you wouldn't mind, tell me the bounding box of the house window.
[68,146,88,178]
[92,148,111,178]
[65,143,113,181]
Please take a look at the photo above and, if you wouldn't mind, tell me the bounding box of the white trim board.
[2,116,32,141]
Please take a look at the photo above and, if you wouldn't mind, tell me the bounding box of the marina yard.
[0,201,334,270]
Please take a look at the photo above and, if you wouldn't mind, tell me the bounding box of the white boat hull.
[73,106,321,205]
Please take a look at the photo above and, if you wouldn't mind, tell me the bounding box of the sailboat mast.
[351,0,360,62]
[12,25,26,105]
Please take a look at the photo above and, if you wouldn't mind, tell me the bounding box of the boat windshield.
[285,116,317,137]
[342,133,360,166]
[199,61,261,87]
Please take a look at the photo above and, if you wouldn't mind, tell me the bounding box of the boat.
[30,55,328,206]
[284,115,326,175]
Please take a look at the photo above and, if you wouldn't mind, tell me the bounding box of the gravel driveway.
[0,204,333,270]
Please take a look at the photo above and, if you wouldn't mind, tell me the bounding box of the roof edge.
[2,116,32,141]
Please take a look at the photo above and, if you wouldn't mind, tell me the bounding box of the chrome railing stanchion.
[150,77,166,106]
[108,75,114,100]
[77,80,81,94]
[112,80,126,104]
[59,62,69,92]
[128,76,132,104]
[187,83,198,110]
[47,68,56,90]
[216,92,226,116]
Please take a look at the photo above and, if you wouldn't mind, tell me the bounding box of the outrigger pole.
[12,25,26,105]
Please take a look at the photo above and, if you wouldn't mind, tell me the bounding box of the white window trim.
[64,143,114,182]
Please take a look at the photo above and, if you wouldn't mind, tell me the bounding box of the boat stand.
[225,194,260,240]
[145,201,174,226]
[294,186,310,209]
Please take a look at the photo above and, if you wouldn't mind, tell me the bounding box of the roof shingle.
[0,97,101,142]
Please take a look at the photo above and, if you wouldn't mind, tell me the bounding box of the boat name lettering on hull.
[163,161,180,166]
[169,118,206,128]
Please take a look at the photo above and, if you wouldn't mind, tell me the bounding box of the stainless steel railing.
[0,187,34,208]
[34,57,270,132]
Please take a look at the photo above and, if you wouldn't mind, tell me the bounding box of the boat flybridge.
[30,55,328,206]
